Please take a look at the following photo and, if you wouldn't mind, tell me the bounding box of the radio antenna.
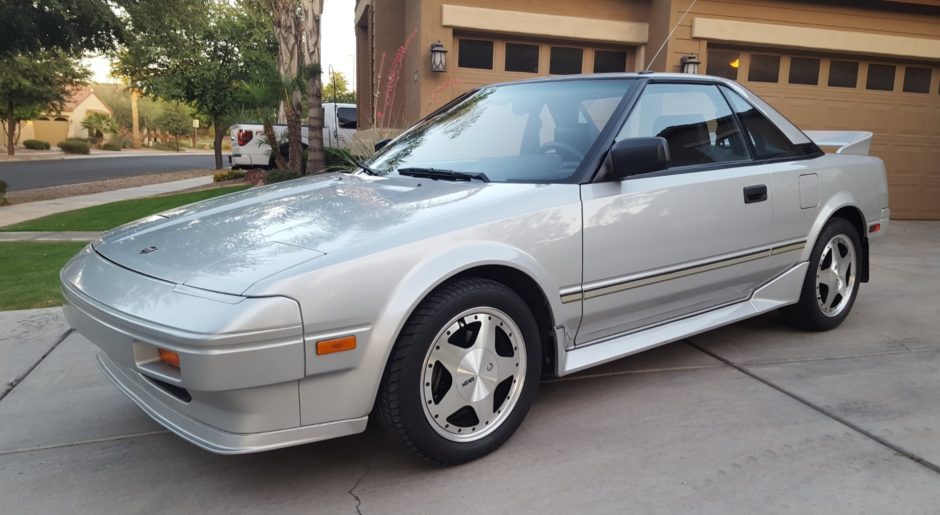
[645,0,699,72]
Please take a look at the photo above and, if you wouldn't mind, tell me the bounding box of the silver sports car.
[62,73,889,464]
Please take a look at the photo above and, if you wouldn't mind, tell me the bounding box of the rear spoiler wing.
[803,130,873,156]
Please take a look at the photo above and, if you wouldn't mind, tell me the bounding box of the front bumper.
[97,352,366,454]
[61,246,368,453]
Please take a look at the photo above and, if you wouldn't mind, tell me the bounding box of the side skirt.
[557,262,808,376]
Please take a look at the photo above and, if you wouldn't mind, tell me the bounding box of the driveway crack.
[685,338,940,475]
[348,465,370,515]
[0,328,73,403]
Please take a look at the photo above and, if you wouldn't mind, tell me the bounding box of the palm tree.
[81,112,117,148]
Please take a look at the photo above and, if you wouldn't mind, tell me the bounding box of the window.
[617,83,749,168]
[594,50,627,73]
[903,66,931,93]
[550,47,583,75]
[828,61,858,88]
[706,49,739,80]
[337,107,357,129]
[368,79,637,183]
[721,86,798,159]
[748,55,780,83]
[866,64,896,91]
[505,43,539,73]
[458,39,493,69]
[789,57,820,85]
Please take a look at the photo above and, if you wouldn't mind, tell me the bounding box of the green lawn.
[0,242,88,310]
[2,185,250,232]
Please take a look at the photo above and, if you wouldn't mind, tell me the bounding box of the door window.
[720,86,798,159]
[617,83,749,168]
[337,107,357,129]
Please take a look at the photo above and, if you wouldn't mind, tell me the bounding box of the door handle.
[743,185,768,204]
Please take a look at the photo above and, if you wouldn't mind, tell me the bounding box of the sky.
[84,0,358,89]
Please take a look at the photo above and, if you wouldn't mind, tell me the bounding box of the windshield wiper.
[350,156,380,176]
[397,167,489,183]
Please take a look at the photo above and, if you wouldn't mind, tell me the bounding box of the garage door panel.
[889,145,927,179]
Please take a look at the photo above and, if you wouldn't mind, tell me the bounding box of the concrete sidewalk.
[0,176,214,227]
[1,222,938,514]
[0,149,214,162]
[0,231,102,241]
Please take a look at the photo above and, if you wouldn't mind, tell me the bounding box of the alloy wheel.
[815,234,857,317]
[420,307,526,442]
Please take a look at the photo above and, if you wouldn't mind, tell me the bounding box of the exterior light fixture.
[430,41,447,72]
[680,54,701,74]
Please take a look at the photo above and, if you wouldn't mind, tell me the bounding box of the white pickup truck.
[229,103,357,169]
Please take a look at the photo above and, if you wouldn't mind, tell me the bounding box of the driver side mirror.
[607,137,670,180]
[374,139,392,152]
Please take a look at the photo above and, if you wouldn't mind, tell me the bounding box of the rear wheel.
[377,277,541,465]
[780,218,861,331]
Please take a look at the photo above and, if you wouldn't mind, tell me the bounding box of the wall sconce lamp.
[430,41,447,72]
[680,54,701,74]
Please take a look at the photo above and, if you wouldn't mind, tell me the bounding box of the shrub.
[101,142,122,151]
[265,169,301,184]
[325,147,356,168]
[58,139,91,155]
[0,180,7,206]
[213,170,246,182]
[23,139,51,150]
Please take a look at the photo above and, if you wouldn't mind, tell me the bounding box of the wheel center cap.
[455,348,498,402]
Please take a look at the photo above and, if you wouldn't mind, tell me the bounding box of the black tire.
[377,277,542,465]
[780,218,862,331]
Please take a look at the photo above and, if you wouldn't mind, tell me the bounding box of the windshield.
[368,79,636,183]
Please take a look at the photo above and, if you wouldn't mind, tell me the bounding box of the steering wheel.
[537,141,584,162]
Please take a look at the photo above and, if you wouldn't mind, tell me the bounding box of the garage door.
[707,47,940,220]
[454,33,636,93]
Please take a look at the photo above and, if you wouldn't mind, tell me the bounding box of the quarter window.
[903,66,931,93]
[706,49,739,80]
[828,61,858,88]
[505,43,539,73]
[866,64,896,91]
[788,57,820,85]
[721,86,798,159]
[549,47,583,75]
[748,54,781,83]
[617,83,749,168]
[594,50,627,73]
[458,39,494,69]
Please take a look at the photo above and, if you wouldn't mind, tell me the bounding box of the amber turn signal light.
[316,335,356,355]
[158,348,181,368]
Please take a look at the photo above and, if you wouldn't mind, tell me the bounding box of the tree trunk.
[303,0,326,175]
[5,102,14,156]
[213,119,225,169]
[271,0,305,175]
[264,120,288,169]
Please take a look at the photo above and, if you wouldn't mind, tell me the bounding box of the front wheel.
[377,277,541,465]
[780,218,861,331]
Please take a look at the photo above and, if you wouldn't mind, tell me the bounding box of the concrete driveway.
[2,221,938,514]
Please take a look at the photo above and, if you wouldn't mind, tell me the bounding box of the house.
[355,0,940,219]
[17,87,113,145]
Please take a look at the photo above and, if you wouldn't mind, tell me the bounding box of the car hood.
[93,173,498,295]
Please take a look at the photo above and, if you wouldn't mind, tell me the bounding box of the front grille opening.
[144,375,192,402]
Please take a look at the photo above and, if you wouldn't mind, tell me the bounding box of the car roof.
[484,72,739,88]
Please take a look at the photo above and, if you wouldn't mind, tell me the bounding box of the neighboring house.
[18,87,113,145]
[355,0,940,219]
